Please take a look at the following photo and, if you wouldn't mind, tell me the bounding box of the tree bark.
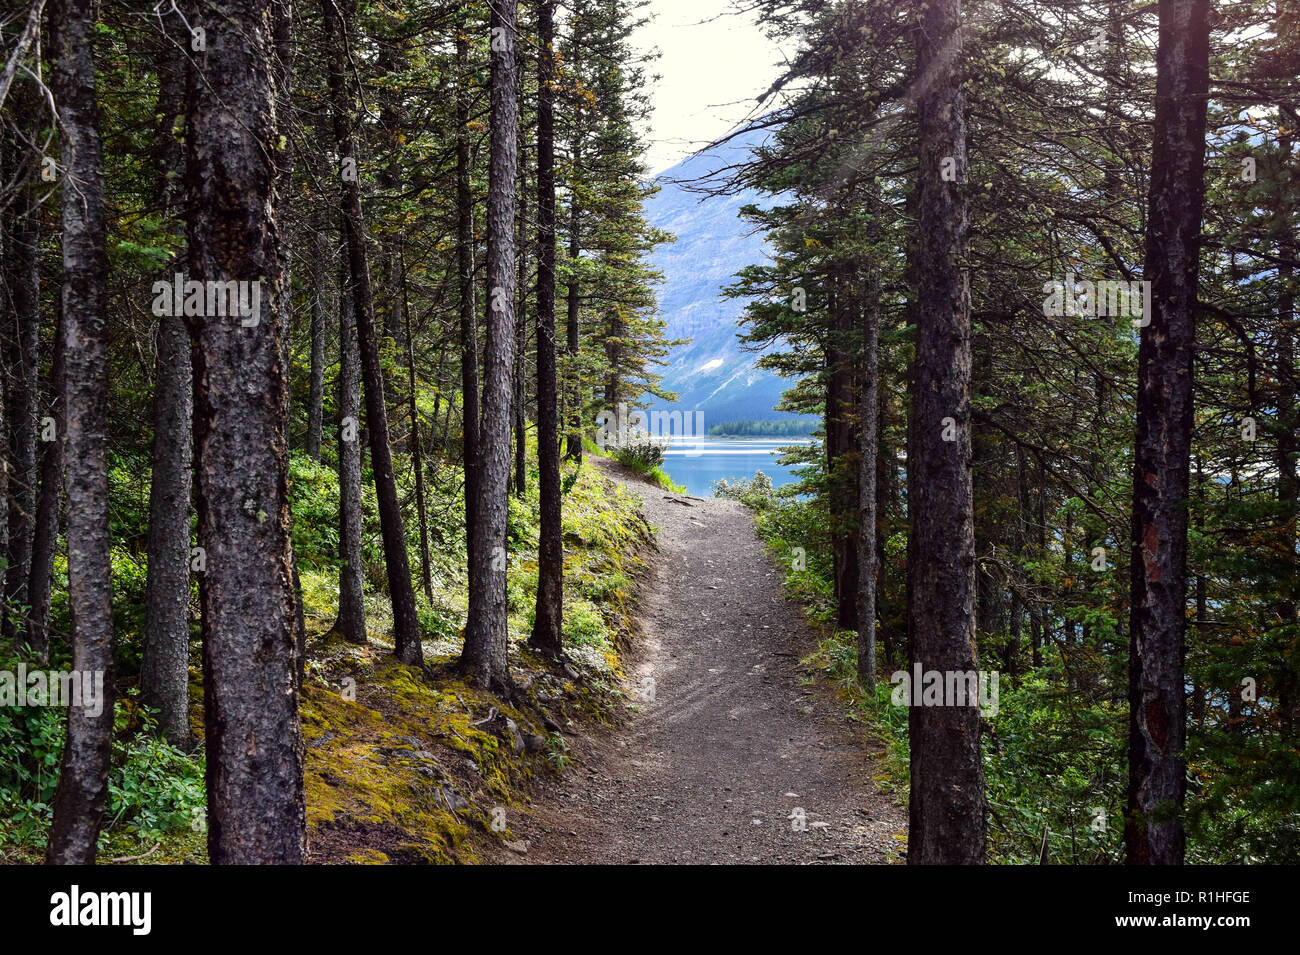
[906,0,985,865]
[564,204,582,459]
[139,304,194,746]
[457,28,481,552]
[140,3,193,747]
[460,0,518,691]
[1272,134,1297,736]
[45,0,116,865]
[875,375,893,667]
[564,113,582,462]
[828,263,859,631]
[401,251,434,604]
[1011,443,1032,673]
[513,119,529,498]
[531,0,563,656]
[0,133,9,606]
[856,271,880,690]
[332,238,366,643]
[1124,0,1210,867]
[271,0,307,685]
[1033,482,1046,668]
[185,0,304,864]
[305,230,328,461]
[430,343,446,453]
[28,299,64,662]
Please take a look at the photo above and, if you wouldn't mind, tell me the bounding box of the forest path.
[496,460,905,864]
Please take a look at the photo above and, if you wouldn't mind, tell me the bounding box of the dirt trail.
[500,462,906,864]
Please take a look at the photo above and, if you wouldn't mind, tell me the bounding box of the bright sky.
[631,0,790,175]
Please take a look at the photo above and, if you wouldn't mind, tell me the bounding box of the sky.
[630,0,789,175]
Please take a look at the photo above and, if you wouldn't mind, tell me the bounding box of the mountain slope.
[643,131,804,427]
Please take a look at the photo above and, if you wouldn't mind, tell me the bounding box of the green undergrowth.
[605,453,685,493]
[0,652,208,864]
[731,486,1131,865]
[0,443,652,864]
[597,432,686,493]
[642,464,686,494]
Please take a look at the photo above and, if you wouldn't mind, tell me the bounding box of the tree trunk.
[139,306,194,746]
[305,230,328,462]
[906,0,985,865]
[876,375,893,667]
[430,343,446,454]
[1013,443,1032,674]
[272,0,307,683]
[828,263,859,631]
[1125,0,1210,867]
[1032,482,1046,667]
[460,0,518,691]
[1272,134,1297,736]
[0,134,8,604]
[402,251,435,604]
[513,122,529,498]
[1063,509,1077,645]
[457,29,481,550]
[140,3,193,747]
[322,0,422,666]
[564,135,582,462]
[28,299,65,662]
[531,0,563,656]
[856,272,880,690]
[185,0,304,864]
[332,240,366,643]
[45,0,116,864]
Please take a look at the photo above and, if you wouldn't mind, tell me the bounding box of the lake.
[660,437,811,497]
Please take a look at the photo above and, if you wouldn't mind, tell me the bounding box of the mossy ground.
[297,456,651,863]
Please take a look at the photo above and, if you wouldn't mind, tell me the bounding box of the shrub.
[711,470,776,509]
[562,599,610,648]
[612,433,670,471]
[0,662,206,853]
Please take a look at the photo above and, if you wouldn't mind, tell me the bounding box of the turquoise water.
[660,437,810,497]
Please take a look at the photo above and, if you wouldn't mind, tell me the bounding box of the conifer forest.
[0,0,1296,924]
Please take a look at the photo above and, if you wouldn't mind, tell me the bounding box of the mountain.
[642,130,807,429]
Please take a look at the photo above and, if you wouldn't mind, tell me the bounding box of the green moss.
[344,848,391,864]
[294,458,653,863]
[302,662,495,848]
